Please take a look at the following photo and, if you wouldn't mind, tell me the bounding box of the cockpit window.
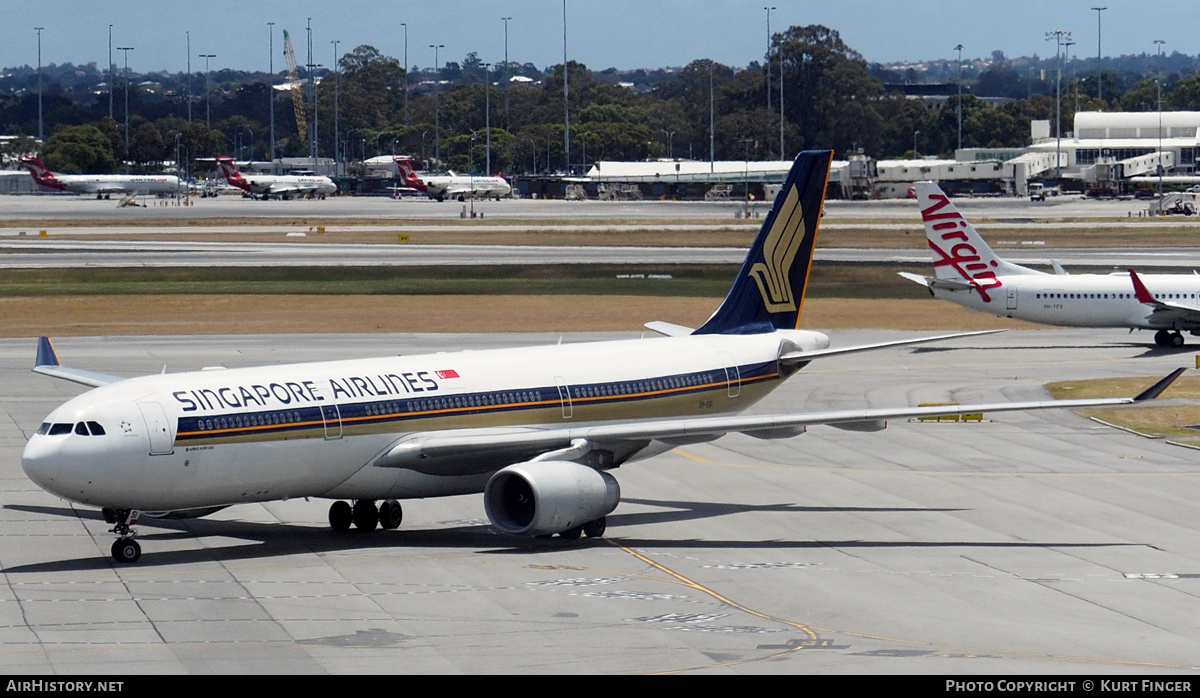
[74,422,88,436]
[47,423,73,436]
[86,421,106,436]
[36,423,51,435]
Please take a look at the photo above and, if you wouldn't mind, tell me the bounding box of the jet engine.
[484,461,620,536]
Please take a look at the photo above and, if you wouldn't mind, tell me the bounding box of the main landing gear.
[328,499,404,532]
[103,508,141,563]
[1154,330,1186,348]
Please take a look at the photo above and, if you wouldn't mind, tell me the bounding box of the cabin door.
[137,401,174,456]
[321,404,343,440]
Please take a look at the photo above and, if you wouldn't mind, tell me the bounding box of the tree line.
[5,24,1200,176]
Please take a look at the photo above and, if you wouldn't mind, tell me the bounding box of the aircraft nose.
[22,436,65,496]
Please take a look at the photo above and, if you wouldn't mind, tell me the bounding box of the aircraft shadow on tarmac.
[1,500,1146,572]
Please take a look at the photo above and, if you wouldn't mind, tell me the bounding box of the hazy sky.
[4,1,1195,74]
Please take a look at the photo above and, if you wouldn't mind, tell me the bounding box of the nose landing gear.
[107,509,141,563]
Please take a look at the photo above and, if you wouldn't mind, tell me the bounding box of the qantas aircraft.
[19,156,181,199]
[216,156,337,200]
[395,156,511,201]
[902,181,1200,348]
[22,151,1182,564]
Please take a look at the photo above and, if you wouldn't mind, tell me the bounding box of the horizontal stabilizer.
[32,337,124,388]
[643,321,694,337]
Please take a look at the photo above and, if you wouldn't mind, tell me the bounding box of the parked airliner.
[901,181,1200,347]
[22,151,1181,564]
[216,156,336,200]
[395,156,511,201]
[19,156,181,199]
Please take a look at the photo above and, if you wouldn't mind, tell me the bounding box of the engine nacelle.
[484,461,620,536]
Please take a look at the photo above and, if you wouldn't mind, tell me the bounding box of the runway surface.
[1,238,1198,270]
[0,190,1171,221]
[2,329,1198,674]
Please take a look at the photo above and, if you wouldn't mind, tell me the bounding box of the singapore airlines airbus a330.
[22,151,1182,564]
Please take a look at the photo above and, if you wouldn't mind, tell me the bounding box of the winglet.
[1132,367,1187,402]
[1129,269,1157,305]
[35,336,59,368]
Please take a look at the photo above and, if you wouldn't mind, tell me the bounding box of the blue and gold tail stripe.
[174,361,781,445]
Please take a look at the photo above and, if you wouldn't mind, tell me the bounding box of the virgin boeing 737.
[901,181,1200,347]
[20,156,181,199]
[22,151,1182,564]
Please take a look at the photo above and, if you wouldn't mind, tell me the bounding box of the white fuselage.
[931,272,1200,330]
[240,174,336,198]
[22,330,827,513]
[52,174,181,196]
[424,175,512,200]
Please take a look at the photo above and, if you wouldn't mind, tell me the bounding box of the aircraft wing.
[263,184,312,196]
[374,368,1184,469]
[1130,270,1200,328]
[32,337,124,387]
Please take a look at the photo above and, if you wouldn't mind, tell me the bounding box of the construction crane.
[282,30,307,145]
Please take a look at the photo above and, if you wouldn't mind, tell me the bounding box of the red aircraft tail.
[393,156,427,192]
[215,156,250,191]
[18,156,64,190]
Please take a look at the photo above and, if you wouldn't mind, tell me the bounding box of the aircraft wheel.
[582,517,606,538]
[559,526,583,541]
[1155,330,1171,346]
[378,500,403,530]
[111,538,141,564]
[329,500,353,531]
[353,500,378,531]
[1172,332,1186,348]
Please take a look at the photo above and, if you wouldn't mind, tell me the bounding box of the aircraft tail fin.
[393,157,427,192]
[694,150,832,335]
[215,156,248,189]
[18,156,63,190]
[915,182,1042,291]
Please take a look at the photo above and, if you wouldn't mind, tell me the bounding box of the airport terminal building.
[580,111,1200,201]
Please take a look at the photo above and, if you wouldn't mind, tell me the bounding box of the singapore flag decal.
[435,369,460,379]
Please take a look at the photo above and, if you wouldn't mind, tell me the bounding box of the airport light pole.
[118,46,134,165]
[660,129,675,159]
[483,63,492,175]
[268,23,275,168]
[700,60,710,169]
[1091,7,1106,104]
[1065,40,1077,114]
[562,0,570,174]
[35,27,43,143]
[954,43,964,152]
[764,6,775,111]
[332,39,339,176]
[186,32,191,123]
[108,25,114,120]
[502,17,511,131]
[401,23,408,126]
[199,53,215,130]
[1045,29,1070,179]
[1156,39,1166,213]
[778,42,784,160]
[430,44,444,166]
